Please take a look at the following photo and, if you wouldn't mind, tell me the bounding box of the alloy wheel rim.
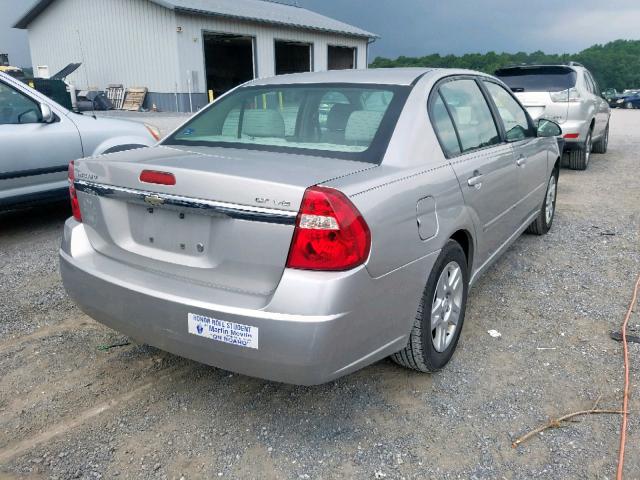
[545,175,556,225]
[585,132,592,165]
[431,261,464,352]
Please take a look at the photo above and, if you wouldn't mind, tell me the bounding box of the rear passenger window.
[431,94,461,156]
[483,81,532,142]
[439,79,500,152]
[583,73,595,94]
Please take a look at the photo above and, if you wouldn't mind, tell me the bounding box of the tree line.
[370,39,640,91]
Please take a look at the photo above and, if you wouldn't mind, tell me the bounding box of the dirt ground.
[1,110,639,479]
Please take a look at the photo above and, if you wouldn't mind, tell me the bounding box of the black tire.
[592,123,609,154]
[625,102,634,109]
[391,240,469,372]
[526,169,558,235]
[567,129,592,170]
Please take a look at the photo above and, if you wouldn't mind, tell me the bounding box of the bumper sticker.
[188,313,258,349]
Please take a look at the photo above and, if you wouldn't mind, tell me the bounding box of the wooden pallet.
[105,84,125,110]
[122,87,147,111]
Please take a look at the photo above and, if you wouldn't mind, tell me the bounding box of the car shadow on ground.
[0,201,70,235]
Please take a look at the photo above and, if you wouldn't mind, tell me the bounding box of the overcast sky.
[2,0,640,67]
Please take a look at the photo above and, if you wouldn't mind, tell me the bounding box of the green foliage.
[369,39,640,91]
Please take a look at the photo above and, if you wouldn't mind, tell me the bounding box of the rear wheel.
[567,129,592,170]
[592,123,609,154]
[391,240,468,372]
[526,170,558,235]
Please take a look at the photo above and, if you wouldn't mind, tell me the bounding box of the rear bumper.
[60,219,436,385]
[559,119,591,147]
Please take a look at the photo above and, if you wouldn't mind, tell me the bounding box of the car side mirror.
[40,103,54,123]
[536,118,562,138]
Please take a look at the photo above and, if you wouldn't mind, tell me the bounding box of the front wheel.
[526,170,558,235]
[391,240,468,372]
[625,102,634,109]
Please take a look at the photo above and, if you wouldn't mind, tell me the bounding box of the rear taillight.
[68,160,82,222]
[286,186,371,271]
[550,87,581,103]
[140,170,176,185]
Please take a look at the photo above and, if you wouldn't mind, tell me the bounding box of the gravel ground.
[1,110,639,479]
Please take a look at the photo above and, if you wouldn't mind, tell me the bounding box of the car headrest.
[345,110,385,144]
[242,109,285,138]
[327,103,356,132]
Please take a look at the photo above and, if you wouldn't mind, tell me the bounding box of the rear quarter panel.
[325,75,478,340]
[326,75,476,280]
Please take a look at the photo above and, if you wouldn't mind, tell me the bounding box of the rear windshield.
[495,67,577,92]
[164,83,409,163]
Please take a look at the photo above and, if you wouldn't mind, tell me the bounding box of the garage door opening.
[328,46,356,70]
[275,41,312,75]
[204,33,255,99]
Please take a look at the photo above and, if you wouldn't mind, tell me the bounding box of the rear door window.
[589,74,601,95]
[583,73,595,94]
[430,94,461,156]
[483,81,533,142]
[438,79,500,153]
[495,66,577,92]
[585,72,600,95]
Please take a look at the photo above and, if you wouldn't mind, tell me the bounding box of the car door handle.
[516,156,527,167]
[467,173,483,188]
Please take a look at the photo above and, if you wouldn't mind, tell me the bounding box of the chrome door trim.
[74,180,297,225]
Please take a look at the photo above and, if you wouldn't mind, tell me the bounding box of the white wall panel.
[28,0,179,92]
[26,0,369,96]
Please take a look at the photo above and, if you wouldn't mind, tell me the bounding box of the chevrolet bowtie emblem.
[144,195,165,207]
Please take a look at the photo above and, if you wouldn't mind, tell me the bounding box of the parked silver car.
[495,62,610,170]
[60,68,562,385]
[0,71,160,210]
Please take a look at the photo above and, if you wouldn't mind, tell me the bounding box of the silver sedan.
[60,68,561,385]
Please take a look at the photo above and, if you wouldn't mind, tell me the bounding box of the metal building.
[13,0,378,111]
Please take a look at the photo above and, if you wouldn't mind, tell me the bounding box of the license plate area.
[128,203,213,256]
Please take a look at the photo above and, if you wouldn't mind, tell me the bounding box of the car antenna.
[76,29,96,119]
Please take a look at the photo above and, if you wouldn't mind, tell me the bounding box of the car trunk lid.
[513,91,570,123]
[74,145,375,306]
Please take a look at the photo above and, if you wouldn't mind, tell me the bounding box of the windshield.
[495,67,577,92]
[164,83,409,163]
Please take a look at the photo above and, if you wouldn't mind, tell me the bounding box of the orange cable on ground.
[616,273,640,480]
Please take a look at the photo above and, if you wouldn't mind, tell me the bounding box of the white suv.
[495,62,610,170]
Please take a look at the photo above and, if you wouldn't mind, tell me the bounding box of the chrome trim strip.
[74,180,297,226]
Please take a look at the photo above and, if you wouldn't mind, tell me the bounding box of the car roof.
[247,68,490,87]
[496,64,583,72]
